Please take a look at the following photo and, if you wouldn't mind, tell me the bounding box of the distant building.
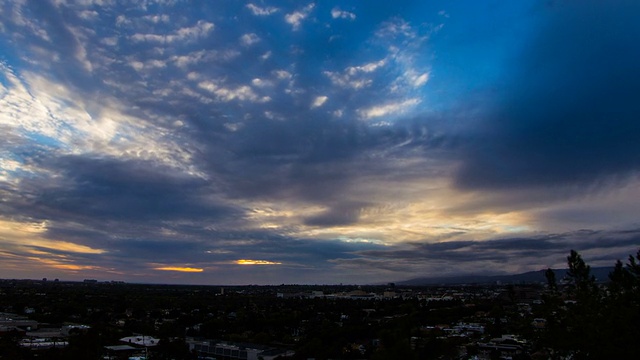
[276,292,307,299]
[120,335,160,347]
[0,313,38,331]
[19,338,68,350]
[187,339,294,360]
[62,324,91,336]
[477,334,527,359]
[103,344,140,359]
[383,291,397,298]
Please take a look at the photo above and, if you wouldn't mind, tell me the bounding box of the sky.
[1,0,640,285]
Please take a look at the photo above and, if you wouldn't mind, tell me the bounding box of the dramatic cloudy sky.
[1,1,640,285]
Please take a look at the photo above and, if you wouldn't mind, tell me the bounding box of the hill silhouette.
[397,266,614,286]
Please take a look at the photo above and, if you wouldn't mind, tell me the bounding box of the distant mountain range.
[397,267,614,286]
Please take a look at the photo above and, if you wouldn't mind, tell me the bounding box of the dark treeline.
[536,249,640,359]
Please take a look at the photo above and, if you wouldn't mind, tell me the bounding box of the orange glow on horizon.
[153,266,204,272]
[50,263,99,271]
[235,259,282,265]
[30,257,103,272]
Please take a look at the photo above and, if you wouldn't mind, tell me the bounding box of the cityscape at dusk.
[2,0,640,285]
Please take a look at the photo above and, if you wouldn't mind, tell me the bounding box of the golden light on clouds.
[235,259,282,265]
[40,241,106,254]
[0,218,107,254]
[243,174,535,245]
[31,257,103,272]
[0,219,48,237]
[288,201,532,245]
[154,266,204,272]
[49,263,99,271]
[244,203,301,230]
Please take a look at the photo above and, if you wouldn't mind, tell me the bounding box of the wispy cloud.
[285,3,315,31]
[246,3,279,16]
[358,98,420,119]
[324,59,386,89]
[131,20,214,43]
[198,80,270,103]
[331,8,356,20]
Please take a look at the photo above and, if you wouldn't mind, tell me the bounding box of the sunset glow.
[153,267,205,273]
[235,260,282,266]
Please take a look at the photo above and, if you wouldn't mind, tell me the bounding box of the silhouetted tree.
[544,268,557,291]
[538,248,640,359]
[566,250,597,298]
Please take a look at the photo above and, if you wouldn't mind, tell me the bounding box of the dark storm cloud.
[112,238,207,260]
[194,230,383,264]
[34,223,217,270]
[356,229,640,265]
[36,211,386,273]
[303,202,365,227]
[190,111,442,213]
[13,156,238,223]
[455,1,640,190]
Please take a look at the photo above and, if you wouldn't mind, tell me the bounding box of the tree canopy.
[539,248,640,359]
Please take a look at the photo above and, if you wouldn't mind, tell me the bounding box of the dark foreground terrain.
[1,249,639,360]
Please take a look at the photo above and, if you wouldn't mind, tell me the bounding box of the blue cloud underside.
[455,2,640,189]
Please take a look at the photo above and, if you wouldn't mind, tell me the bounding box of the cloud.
[246,3,278,16]
[343,229,640,277]
[358,98,420,119]
[303,204,362,227]
[142,14,170,23]
[454,2,640,191]
[131,20,214,43]
[0,1,446,284]
[153,266,204,272]
[273,70,292,80]
[311,95,328,108]
[170,50,240,69]
[376,17,417,40]
[65,24,93,72]
[331,8,356,20]
[30,241,106,255]
[2,0,639,285]
[410,72,429,87]
[0,67,197,175]
[198,80,270,103]
[285,3,315,31]
[240,33,260,46]
[324,59,386,89]
[8,156,237,228]
[235,259,282,265]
